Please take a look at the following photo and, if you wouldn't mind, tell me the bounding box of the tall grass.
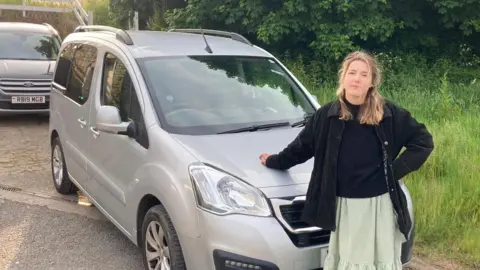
[286,53,480,267]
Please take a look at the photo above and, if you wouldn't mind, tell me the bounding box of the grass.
[286,55,480,268]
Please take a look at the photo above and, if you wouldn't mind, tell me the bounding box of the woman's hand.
[259,153,270,165]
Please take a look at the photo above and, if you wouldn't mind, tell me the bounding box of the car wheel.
[51,136,77,194]
[141,204,186,270]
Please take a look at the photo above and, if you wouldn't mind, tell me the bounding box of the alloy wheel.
[145,221,170,270]
[52,144,64,187]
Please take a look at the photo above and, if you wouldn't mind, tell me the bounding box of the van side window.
[53,43,75,88]
[67,44,97,105]
[101,53,149,149]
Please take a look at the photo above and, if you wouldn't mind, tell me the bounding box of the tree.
[162,0,480,64]
[110,0,186,30]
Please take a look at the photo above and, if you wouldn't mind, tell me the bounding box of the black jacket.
[265,99,434,239]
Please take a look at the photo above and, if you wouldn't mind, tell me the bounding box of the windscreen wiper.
[291,114,313,127]
[218,121,291,134]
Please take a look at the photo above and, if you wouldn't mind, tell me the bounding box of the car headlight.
[189,164,272,217]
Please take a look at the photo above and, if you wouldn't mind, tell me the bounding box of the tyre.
[141,204,186,270]
[51,136,77,194]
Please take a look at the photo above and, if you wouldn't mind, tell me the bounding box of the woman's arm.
[262,112,318,170]
[392,109,434,180]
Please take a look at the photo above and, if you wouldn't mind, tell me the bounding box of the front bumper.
[180,208,329,270]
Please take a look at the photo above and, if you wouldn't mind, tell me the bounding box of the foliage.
[163,0,480,66]
[147,7,167,31]
[83,0,119,27]
[106,0,133,28]
[108,0,185,29]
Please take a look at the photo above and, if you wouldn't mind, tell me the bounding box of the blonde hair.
[335,51,385,125]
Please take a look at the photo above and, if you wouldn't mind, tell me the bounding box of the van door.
[51,43,98,189]
[86,50,149,232]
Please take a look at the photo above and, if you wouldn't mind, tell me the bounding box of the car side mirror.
[96,105,135,137]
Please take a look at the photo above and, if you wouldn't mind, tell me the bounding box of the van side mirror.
[96,105,135,137]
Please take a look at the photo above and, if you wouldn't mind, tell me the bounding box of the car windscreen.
[137,55,317,135]
[0,32,60,60]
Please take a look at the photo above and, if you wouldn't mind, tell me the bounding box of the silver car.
[0,22,61,115]
[49,25,415,270]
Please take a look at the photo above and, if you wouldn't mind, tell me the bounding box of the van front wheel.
[141,205,186,270]
[51,137,77,194]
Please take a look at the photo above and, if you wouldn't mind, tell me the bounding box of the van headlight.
[189,164,272,217]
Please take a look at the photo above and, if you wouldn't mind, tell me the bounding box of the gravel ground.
[0,115,60,197]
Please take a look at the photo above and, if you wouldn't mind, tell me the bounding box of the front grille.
[271,197,330,248]
[0,78,52,95]
[280,203,312,229]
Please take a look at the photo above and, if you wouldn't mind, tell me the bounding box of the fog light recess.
[214,249,279,270]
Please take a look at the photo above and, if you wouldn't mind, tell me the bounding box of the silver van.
[0,22,61,114]
[49,25,415,270]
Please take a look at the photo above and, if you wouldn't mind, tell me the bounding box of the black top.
[335,99,388,198]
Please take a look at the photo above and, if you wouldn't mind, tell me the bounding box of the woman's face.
[343,60,372,104]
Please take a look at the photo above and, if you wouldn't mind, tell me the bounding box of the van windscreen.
[137,55,317,135]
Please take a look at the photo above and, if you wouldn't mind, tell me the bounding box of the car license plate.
[11,96,46,104]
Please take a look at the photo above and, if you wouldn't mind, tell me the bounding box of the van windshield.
[137,55,316,135]
[0,32,60,60]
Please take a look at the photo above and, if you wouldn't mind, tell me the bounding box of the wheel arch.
[136,194,162,245]
[130,164,201,246]
[51,129,59,145]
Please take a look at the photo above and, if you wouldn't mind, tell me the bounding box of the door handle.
[90,127,100,138]
[77,118,86,127]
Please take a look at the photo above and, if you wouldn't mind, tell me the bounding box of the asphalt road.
[0,115,144,270]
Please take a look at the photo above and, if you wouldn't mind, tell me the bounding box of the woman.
[259,51,434,269]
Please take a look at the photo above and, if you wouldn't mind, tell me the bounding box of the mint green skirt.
[324,192,407,270]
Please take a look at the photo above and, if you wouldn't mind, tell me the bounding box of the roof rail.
[43,23,63,43]
[168,28,252,46]
[74,25,134,45]
[43,23,58,35]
